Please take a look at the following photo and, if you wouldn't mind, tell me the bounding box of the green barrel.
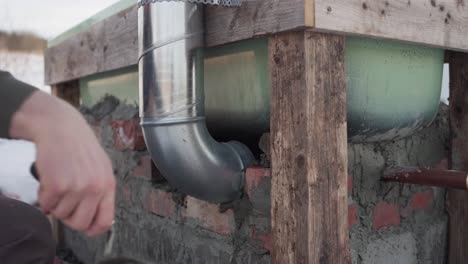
[346,37,444,142]
[80,37,444,143]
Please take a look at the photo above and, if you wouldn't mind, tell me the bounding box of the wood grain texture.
[45,6,139,85]
[51,81,80,108]
[313,0,468,52]
[447,51,468,264]
[45,1,307,85]
[205,0,305,47]
[270,31,349,264]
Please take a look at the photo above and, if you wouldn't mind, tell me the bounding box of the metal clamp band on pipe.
[138,0,253,203]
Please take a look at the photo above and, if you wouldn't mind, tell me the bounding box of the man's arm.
[0,71,116,237]
[0,71,37,138]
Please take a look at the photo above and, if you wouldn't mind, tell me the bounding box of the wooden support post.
[51,80,80,108]
[270,31,349,263]
[447,52,468,264]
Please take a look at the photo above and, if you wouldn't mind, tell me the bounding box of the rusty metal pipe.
[383,167,468,190]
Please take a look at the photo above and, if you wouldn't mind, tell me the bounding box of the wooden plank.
[313,0,468,52]
[447,51,468,264]
[51,81,80,108]
[270,31,349,264]
[46,0,468,85]
[205,0,305,47]
[45,6,139,85]
[45,1,307,85]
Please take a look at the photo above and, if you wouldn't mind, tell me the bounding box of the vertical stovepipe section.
[138,0,253,203]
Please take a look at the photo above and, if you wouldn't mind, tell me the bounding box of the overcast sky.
[0,0,120,39]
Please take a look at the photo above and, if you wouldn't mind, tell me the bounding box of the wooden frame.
[45,1,468,263]
[270,31,349,263]
[446,52,468,264]
[51,81,80,108]
[45,0,468,85]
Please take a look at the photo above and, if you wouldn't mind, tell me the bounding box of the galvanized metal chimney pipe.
[138,0,253,203]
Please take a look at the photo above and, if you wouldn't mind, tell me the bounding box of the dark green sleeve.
[0,71,37,138]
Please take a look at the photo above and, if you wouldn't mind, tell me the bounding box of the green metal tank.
[79,36,443,143]
[203,37,444,143]
[345,37,444,142]
[55,0,443,144]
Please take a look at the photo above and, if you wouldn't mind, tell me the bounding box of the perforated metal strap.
[138,0,241,8]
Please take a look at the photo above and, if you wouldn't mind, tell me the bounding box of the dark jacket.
[0,71,36,138]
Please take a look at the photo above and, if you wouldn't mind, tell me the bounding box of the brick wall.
[64,96,271,264]
[348,105,450,264]
[63,97,449,264]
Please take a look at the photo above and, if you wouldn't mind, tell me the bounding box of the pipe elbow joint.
[142,118,254,203]
[139,0,252,203]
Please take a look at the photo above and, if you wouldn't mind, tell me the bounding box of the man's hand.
[10,91,116,237]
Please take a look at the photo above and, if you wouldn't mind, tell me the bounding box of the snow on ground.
[441,64,449,105]
[0,50,46,204]
[0,51,50,92]
[0,140,38,204]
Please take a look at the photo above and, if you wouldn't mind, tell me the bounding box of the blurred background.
[0,0,120,203]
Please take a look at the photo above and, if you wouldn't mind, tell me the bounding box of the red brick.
[373,201,400,229]
[111,118,146,151]
[144,189,177,219]
[412,190,433,210]
[132,155,153,180]
[252,228,272,252]
[348,203,358,227]
[245,167,271,199]
[182,196,236,235]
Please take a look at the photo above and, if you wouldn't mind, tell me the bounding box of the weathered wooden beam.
[45,1,306,85]
[45,6,138,85]
[46,0,468,85]
[447,51,468,264]
[205,0,305,47]
[51,80,80,108]
[270,31,349,264]
[313,0,468,52]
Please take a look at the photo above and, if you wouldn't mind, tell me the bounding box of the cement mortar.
[64,96,270,264]
[349,104,449,264]
[65,97,450,263]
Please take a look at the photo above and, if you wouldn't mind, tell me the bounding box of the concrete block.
[351,249,358,264]
[348,174,353,196]
[362,233,417,264]
[420,221,447,264]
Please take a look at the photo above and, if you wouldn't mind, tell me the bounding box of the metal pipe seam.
[138,0,253,203]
